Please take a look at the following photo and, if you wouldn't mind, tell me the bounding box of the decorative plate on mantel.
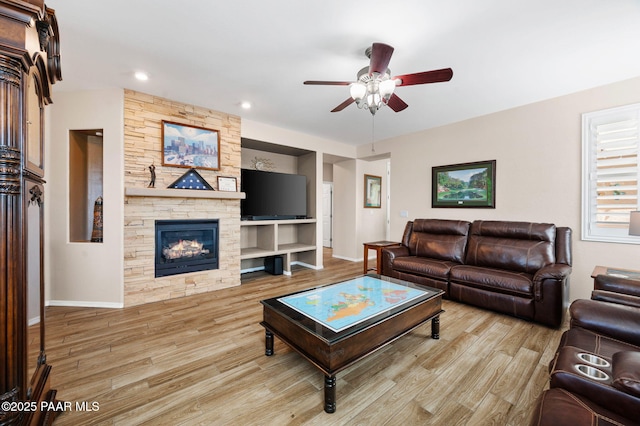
[168,168,214,190]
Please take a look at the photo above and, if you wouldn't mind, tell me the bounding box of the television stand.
[240,218,317,275]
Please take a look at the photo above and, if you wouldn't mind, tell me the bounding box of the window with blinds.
[582,103,640,243]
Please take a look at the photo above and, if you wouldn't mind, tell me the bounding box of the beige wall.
[365,76,640,301]
[47,89,125,307]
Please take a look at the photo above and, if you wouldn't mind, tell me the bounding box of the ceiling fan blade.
[304,80,352,86]
[331,98,355,112]
[369,42,394,75]
[394,68,453,86]
[386,94,408,112]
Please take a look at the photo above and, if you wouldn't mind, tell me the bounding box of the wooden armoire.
[0,1,61,425]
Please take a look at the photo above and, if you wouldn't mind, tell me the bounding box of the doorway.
[322,182,333,247]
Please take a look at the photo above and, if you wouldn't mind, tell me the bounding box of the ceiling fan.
[304,42,453,115]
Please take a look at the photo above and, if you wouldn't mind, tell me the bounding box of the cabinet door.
[25,70,44,177]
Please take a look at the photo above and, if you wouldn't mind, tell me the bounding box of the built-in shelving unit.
[240,218,317,274]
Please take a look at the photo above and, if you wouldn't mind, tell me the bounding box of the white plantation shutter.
[582,103,640,243]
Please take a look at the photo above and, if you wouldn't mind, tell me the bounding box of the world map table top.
[260,274,444,413]
[277,275,430,332]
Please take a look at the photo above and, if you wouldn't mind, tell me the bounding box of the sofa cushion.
[449,265,533,297]
[407,219,470,263]
[392,256,457,280]
[465,220,556,274]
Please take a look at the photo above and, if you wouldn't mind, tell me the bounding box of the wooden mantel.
[125,187,245,199]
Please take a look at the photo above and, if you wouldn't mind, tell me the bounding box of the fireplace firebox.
[155,219,219,277]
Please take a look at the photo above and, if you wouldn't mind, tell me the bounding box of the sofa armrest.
[533,264,572,301]
[380,245,410,277]
[612,351,640,398]
[570,299,640,346]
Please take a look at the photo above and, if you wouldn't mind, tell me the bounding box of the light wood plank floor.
[42,250,567,425]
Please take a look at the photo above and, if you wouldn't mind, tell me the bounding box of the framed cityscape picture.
[162,120,220,170]
[432,160,496,208]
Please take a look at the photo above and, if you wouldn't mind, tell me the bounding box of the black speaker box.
[264,255,283,275]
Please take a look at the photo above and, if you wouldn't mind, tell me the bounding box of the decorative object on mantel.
[161,120,220,171]
[251,156,274,171]
[432,160,496,208]
[168,168,214,190]
[91,196,104,242]
[148,163,156,188]
[217,176,237,192]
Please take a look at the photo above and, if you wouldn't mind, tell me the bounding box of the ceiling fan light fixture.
[379,79,396,100]
[349,82,367,101]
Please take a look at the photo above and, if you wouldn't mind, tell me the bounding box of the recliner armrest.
[592,290,640,308]
[380,245,410,277]
[594,274,640,297]
[570,299,640,346]
[533,264,571,300]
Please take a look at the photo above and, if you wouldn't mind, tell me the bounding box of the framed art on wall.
[432,160,496,208]
[162,120,220,170]
[364,174,382,208]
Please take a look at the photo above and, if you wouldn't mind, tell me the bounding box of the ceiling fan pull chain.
[371,115,376,153]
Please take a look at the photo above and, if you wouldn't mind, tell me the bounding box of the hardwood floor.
[42,250,567,425]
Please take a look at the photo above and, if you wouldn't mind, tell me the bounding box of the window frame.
[581,103,640,244]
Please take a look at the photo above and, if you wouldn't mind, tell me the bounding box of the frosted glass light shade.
[350,82,367,100]
[379,79,396,98]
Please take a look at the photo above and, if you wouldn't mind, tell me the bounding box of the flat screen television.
[241,169,307,220]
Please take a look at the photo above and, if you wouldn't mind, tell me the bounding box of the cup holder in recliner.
[574,364,610,381]
[576,352,610,368]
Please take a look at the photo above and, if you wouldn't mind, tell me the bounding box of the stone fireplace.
[155,219,219,277]
[123,89,242,307]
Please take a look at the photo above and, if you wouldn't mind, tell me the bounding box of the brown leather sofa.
[381,219,572,327]
[531,274,640,425]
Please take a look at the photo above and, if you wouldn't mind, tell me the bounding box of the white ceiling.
[47,0,640,146]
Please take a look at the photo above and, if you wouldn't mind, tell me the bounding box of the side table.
[363,241,400,274]
[591,265,640,280]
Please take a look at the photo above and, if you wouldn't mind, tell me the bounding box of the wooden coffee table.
[260,274,443,413]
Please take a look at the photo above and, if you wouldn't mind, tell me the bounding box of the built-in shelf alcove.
[69,129,104,242]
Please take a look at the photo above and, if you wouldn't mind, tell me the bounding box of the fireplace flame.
[163,239,209,260]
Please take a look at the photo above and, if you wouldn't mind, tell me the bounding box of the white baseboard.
[46,300,123,309]
[332,254,361,262]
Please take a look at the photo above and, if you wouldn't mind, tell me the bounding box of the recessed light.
[241,101,252,109]
[134,71,149,81]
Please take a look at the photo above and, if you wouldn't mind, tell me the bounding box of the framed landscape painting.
[432,160,496,208]
[162,120,220,170]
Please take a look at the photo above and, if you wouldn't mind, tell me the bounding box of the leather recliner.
[531,274,640,425]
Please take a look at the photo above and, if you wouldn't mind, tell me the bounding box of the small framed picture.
[364,174,382,208]
[217,176,237,192]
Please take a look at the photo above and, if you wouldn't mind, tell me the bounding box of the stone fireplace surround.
[123,90,242,306]
[124,191,241,306]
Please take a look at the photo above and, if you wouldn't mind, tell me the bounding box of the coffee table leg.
[265,330,274,356]
[324,375,336,413]
[431,316,440,339]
